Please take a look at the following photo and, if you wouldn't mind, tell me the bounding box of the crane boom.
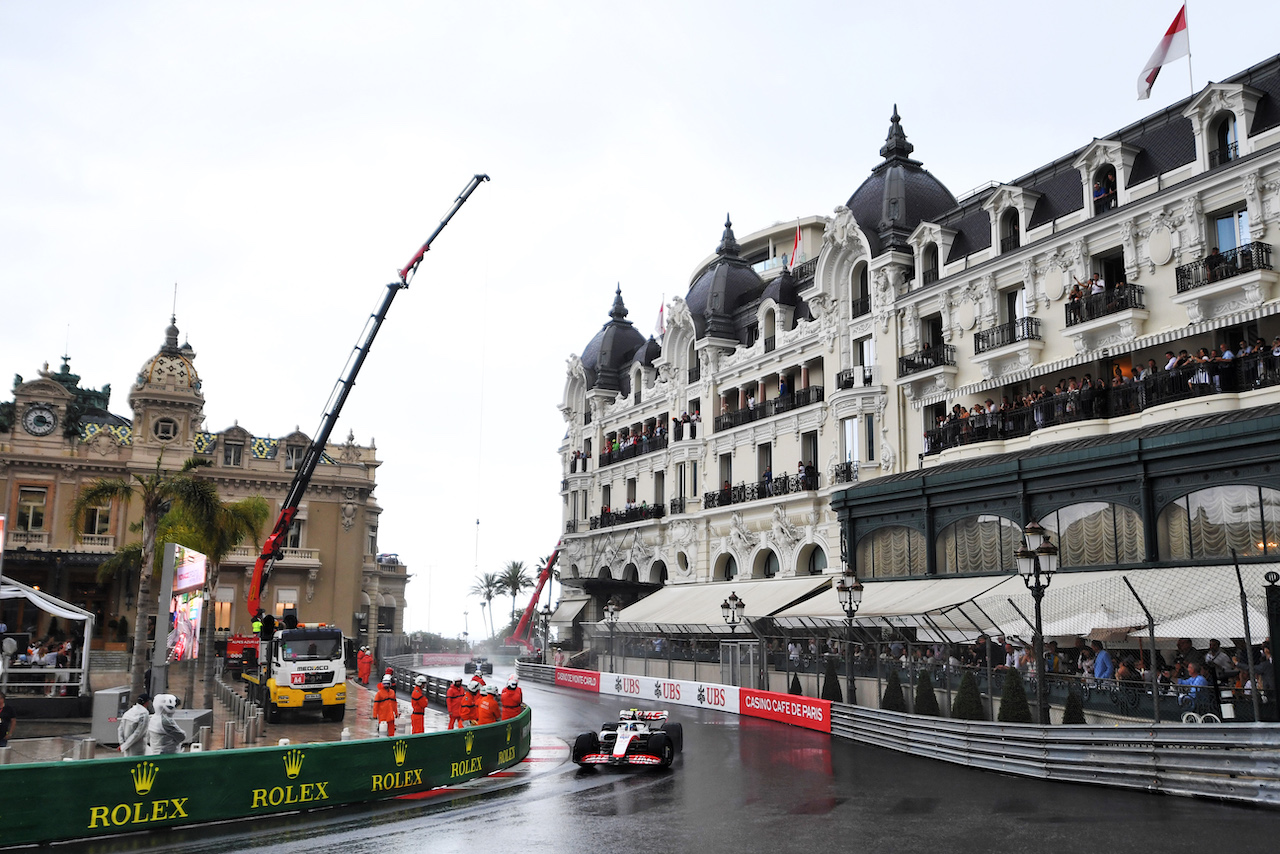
[247,174,490,618]
[506,542,561,652]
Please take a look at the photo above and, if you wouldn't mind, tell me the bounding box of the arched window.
[856,526,926,578]
[1039,502,1143,566]
[935,515,1022,575]
[999,209,1020,252]
[1158,485,1280,560]
[623,563,639,583]
[851,263,870,318]
[650,561,668,585]
[717,554,739,581]
[763,309,776,352]
[806,546,828,575]
[1092,164,1117,215]
[1213,113,1238,167]
[754,549,780,579]
[922,243,939,284]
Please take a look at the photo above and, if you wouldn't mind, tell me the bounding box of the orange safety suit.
[458,688,478,725]
[475,691,500,725]
[357,651,371,684]
[500,685,524,720]
[446,683,466,729]
[409,686,429,734]
[373,683,398,736]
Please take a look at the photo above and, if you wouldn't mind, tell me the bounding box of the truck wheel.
[647,731,674,768]
[267,703,282,724]
[658,722,683,752]
[322,705,346,722]
[572,732,599,765]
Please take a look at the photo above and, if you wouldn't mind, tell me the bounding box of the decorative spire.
[610,284,630,321]
[163,314,181,354]
[879,104,917,164]
[716,214,741,257]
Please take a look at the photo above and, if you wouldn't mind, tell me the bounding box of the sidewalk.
[1,672,452,765]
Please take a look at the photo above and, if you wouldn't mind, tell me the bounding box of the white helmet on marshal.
[381,674,393,686]
[506,674,519,689]
[414,675,427,686]
[466,679,481,693]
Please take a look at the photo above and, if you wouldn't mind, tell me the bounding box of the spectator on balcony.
[1067,283,1083,323]
[1189,348,1212,392]
[1108,278,1128,312]
[1164,350,1179,371]
[1092,640,1115,680]
[1092,181,1107,213]
[691,411,699,439]
[763,466,773,494]
[779,376,789,397]
[1205,247,1226,282]
[1176,663,1210,705]
[747,392,756,411]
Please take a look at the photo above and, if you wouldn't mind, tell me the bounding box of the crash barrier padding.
[521,663,833,734]
[0,707,531,846]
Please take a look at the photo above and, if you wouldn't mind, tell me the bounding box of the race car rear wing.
[620,709,669,723]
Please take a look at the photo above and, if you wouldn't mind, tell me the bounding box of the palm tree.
[498,560,533,627]
[164,496,271,709]
[72,457,219,701]
[467,572,501,638]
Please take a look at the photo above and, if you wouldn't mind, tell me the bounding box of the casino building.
[553,53,1280,650]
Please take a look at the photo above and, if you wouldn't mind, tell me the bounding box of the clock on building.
[22,404,57,436]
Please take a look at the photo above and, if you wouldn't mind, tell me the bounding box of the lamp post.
[539,604,552,665]
[462,611,468,652]
[835,567,864,705]
[605,599,620,672]
[1015,521,1058,725]
[721,591,744,634]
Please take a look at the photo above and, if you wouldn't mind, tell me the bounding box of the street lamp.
[539,604,553,665]
[835,567,864,705]
[1015,521,1058,725]
[462,610,469,652]
[605,599,620,672]
[721,591,745,634]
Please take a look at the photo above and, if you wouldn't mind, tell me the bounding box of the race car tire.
[481,663,494,675]
[464,662,477,674]
[572,732,600,766]
[658,722,683,752]
[647,731,674,768]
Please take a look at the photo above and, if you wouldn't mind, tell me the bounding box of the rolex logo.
[392,740,408,767]
[464,730,475,754]
[505,724,512,744]
[131,761,159,796]
[283,749,306,779]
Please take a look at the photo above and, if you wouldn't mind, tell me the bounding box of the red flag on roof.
[788,224,802,271]
[1137,4,1190,100]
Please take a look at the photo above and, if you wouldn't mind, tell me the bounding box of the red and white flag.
[654,296,665,339]
[1137,4,1189,100]
[788,224,802,271]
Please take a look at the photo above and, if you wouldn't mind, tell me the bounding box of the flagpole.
[1185,2,1194,95]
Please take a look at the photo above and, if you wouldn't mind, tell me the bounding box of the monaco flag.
[1137,4,1189,100]
[788,224,802,271]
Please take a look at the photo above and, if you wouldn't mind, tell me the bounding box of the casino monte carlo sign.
[0,708,531,846]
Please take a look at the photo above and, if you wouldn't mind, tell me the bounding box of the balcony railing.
[702,471,820,509]
[79,534,115,552]
[228,545,320,563]
[921,268,939,285]
[597,434,669,468]
[1210,142,1238,168]
[1065,283,1146,327]
[850,295,870,318]
[713,387,825,432]
[924,354,1280,456]
[569,455,587,473]
[764,336,776,353]
[669,497,686,515]
[6,530,49,549]
[792,257,818,287]
[688,365,701,383]
[1175,242,1273,292]
[589,505,666,530]
[1000,234,1020,253]
[560,479,568,492]
[898,344,956,377]
[832,461,859,485]
[973,317,1042,354]
[565,520,578,533]
[837,366,875,389]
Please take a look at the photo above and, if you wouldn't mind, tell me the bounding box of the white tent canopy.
[604,575,832,634]
[1,574,95,692]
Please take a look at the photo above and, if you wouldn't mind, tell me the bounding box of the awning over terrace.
[548,598,588,631]
[598,575,832,635]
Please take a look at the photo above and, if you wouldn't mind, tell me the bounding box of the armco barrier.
[520,661,1280,806]
[0,707,531,846]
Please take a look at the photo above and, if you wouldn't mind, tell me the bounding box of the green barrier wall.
[0,708,531,847]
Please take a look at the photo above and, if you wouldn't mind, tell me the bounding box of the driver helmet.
[506,674,519,689]
[414,675,427,686]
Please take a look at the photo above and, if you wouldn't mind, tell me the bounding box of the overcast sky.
[2,2,1275,641]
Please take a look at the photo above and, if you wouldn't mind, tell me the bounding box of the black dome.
[685,215,766,340]
[761,264,798,307]
[580,286,647,394]
[847,107,956,255]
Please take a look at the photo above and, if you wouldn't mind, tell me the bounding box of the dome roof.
[134,316,201,393]
[846,107,956,255]
[684,216,766,340]
[635,336,662,367]
[761,264,798,307]
[580,287,647,393]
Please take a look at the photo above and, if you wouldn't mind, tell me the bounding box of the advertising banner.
[0,708,531,847]
[553,667,600,692]
[738,688,831,733]
[597,671,739,714]
[171,545,208,593]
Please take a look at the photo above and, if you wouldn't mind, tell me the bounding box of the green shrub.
[914,669,940,716]
[881,669,906,711]
[789,673,803,696]
[951,671,985,720]
[1062,684,1087,724]
[821,656,844,704]
[997,669,1033,723]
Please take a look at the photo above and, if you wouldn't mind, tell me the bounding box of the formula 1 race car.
[572,709,683,769]
[463,656,494,675]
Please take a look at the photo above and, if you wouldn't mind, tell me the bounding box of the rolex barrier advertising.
[0,708,531,846]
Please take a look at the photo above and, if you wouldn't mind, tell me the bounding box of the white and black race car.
[571,709,683,769]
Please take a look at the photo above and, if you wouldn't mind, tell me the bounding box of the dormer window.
[922,243,939,285]
[153,418,178,442]
[999,210,1020,252]
[223,441,243,467]
[285,445,305,471]
[1092,165,1117,215]
[1211,113,1238,168]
